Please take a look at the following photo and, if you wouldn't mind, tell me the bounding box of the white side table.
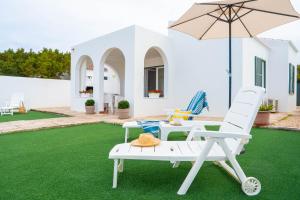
[122,121,141,142]
[123,121,196,142]
[159,121,194,141]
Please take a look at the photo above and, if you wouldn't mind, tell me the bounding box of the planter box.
[118,108,130,119]
[255,111,271,126]
[85,106,95,114]
[148,93,160,98]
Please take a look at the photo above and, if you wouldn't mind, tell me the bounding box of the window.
[255,57,266,88]
[144,66,164,97]
[289,63,295,94]
[144,47,166,98]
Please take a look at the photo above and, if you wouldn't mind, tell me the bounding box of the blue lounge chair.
[138,90,209,136]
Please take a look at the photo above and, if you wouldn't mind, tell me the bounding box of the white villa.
[71,25,298,117]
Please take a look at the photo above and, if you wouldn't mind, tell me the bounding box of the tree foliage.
[0,48,70,79]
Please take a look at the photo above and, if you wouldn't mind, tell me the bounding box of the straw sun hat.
[131,133,160,147]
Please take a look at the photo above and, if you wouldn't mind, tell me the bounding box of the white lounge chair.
[0,93,24,116]
[109,87,265,196]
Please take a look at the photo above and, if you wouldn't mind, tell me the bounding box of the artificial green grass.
[0,111,65,123]
[0,123,300,200]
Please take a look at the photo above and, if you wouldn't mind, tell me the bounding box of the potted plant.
[148,90,161,98]
[118,100,130,119]
[255,104,273,126]
[85,99,95,114]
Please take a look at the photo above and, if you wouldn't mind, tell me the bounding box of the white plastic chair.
[109,87,265,196]
[0,93,24,116]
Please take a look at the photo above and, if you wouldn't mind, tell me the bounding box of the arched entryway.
[76,55,94,98]
[144,47,167,98]
[100,48,125,113]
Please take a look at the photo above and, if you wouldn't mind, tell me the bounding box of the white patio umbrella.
[169,0,300,107]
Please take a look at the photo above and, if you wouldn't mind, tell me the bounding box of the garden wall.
[0,76,70,109]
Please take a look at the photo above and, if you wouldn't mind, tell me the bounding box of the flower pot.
[118,108,130,119]
[85,105,95,114]
[148,93,160,98]
[255,111,271,126]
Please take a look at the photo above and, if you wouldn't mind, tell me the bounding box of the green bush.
[85,99,95,106]
[259,104,273,112]
[118,100,130,109]
[0,48,70,79]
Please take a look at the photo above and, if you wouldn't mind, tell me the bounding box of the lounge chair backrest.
[10,93,24,107]
[220,87,265,154]
[186,90,208,115]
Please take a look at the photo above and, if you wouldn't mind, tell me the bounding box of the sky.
[0,0,300,52]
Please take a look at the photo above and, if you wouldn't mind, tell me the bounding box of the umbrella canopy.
[169,0,300,107]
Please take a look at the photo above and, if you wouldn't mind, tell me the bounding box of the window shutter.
[263,60,266,89]
[292,65,295,94]
[289,64,295,95]
[289,64,291,94]
[255,57,259,86]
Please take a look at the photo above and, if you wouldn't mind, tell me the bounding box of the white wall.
[144,56,164,68]
[71,26,136,113]
[85,69,93,87]
[0,76,70,109]
[133,26,171,117]
[242,38,269,89]
[104,64,121,94]
[287,44,298,111]
[168,30,244,117]
[261,39,298,112]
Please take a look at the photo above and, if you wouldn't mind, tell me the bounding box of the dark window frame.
[289,63,295,95]
[255,56,266,89]
[144,65,165,97]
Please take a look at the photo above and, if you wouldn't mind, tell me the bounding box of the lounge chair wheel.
[241,177,261,196]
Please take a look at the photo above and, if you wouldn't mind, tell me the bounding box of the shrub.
[259,104,273,112]
[118,100,130,109]
[85,99,95,106]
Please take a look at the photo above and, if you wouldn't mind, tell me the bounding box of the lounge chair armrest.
[188,128,251,140]
[200,131,251,139]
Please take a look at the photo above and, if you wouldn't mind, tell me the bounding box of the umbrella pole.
[228,7,232,108]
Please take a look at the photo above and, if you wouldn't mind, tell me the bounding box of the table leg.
[113,159,118,188]
[125,128,129,143]
[118,159,124,172]
[160,129,169,141]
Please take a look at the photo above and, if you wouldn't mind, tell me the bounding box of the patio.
[0,123,299,199]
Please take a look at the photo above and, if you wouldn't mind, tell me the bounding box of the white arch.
[143,46,168,97]
[75,55,94,97]
[100,48,126,96]
[94,47,126,112]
